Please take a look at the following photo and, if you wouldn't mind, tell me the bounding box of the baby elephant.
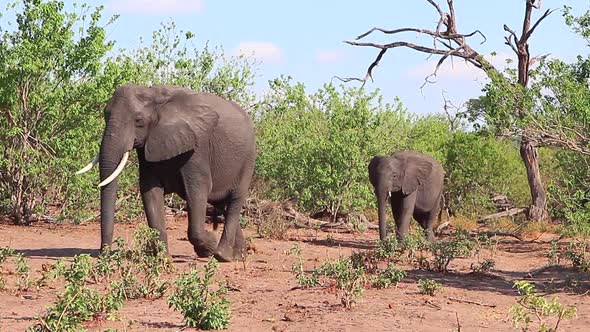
[368,150,444,242]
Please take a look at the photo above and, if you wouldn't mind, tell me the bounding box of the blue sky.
[52,1,590,114]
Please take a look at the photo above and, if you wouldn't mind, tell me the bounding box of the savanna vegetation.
[0,0,589,331]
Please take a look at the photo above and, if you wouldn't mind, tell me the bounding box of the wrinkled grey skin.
[368,150,444,242]
[98,84,255,262]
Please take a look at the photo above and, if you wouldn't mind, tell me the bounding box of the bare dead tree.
[441,92,465,132]
[341,0,557,221]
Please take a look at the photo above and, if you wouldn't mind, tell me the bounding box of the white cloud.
[234,41,283,64]
[108,0,205,15]
[406,52,515,82]
[315,49,345,64]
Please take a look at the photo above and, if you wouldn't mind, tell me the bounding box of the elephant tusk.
[388,191,392,197]
[97,151,129,188]
[75,155,99,175]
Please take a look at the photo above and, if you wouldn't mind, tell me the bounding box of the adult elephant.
[368,150,444,242]
[76,84,256,262]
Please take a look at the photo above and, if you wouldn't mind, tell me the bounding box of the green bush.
[254,77,411,216]
[0,1,257,224]
[546,150,590,236]
[510,280,577,332]
[168,258,231,330]
[443,132,529,217]
[418,279,442,296]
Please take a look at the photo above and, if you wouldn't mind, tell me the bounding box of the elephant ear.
[401,157,433,195]
[145,94,219,162]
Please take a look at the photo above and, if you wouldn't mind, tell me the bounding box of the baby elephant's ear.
[401,157,433,195]
[145,94,219,162]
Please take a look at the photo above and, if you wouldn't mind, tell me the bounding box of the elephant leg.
[139,175,168,250]
[215,192,246,262]
[392,191,416,241]
[186,190,218,258]
[414,211,435,243]
[390,193,404,238]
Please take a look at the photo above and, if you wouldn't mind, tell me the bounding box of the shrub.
[254,77,411,216]
[510,281,577,332]
[371,263,407,289]
[168,258,231,330]
[427,229,475,272]
[443,132,529,217]
[314,258,367,309]
[418,279,442,296]
[30,254,122,332]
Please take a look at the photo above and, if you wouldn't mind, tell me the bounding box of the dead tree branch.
[338,0,498,86]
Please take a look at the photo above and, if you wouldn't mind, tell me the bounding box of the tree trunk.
[519,138,547,221]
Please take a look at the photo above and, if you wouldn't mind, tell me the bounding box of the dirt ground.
[1,216,589,332]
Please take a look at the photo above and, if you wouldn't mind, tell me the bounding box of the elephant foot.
[190,231,217,258]
[214,237,246,263]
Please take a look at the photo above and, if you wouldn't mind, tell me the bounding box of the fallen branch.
[477,208,526,222]
[471,230,524,241]
[448,297,497,308]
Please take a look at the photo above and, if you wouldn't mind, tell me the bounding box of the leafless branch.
[524,9,556,41]
[343,0,496,85]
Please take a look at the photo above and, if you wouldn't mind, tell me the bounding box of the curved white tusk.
[75,155,99,175]
[97,151,129,188]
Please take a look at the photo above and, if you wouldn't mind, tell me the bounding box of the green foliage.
[314,258,367,309]
[14,253,31,291]
[254,77,410,216]
[168,258,231,330]
[418,279,442,296]
[375,235,400,260]
[426,229,475,272]
[36,258,67,289]
[107,225,173,300]
[443,132,529,216]
[371,263,406,289]
[29,254,123,332]
[0,0,118,223]
[510,280,577,332]
[0,1,257,224]
[0,247,15,289]
[470,234,498,273]
[546,150,590,236]
[562,240,590,272]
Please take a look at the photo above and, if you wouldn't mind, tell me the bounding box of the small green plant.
[288,244,320,288]
[427,229,474,272]
[285,243,302,256]
[314,258,367,309]
[418,279,442,296]
[563,240,589,272]
[291,259,320,288]
[400,231,429,261]
[371,263,406,289]
[375,236,400,260]
[168,258,231,330]
[350,250,380,274]
[29,254,123,332]
[471,258,496,274]
[36,259,67,289]
[132,225,173,299]
[0,247,15,290]
[93,247,117,283]
[106,226,173,300]
[14,254,31,291]
[547,241,562,266]
[510,281,577,332]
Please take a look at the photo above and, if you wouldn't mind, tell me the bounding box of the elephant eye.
[135,115,145,128]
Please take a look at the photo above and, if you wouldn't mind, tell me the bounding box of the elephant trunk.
[98,127,130,250]
[377,189,388,242]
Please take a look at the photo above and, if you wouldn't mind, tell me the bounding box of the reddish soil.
[1,216,589,332]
